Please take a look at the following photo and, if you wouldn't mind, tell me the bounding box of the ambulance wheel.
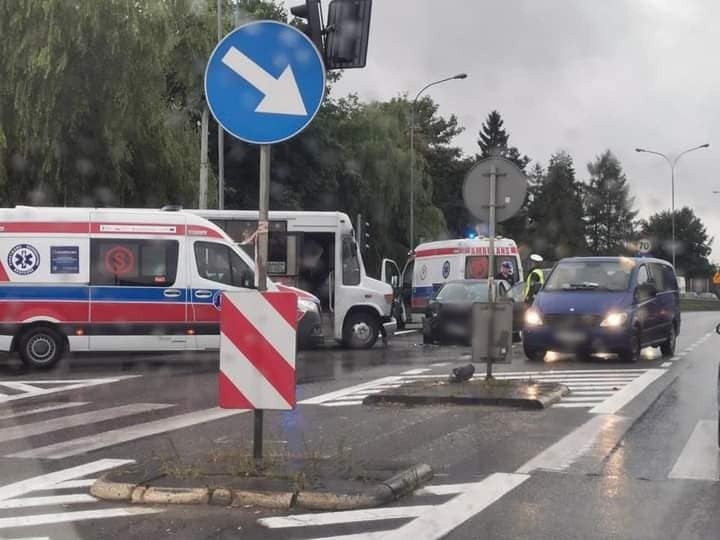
[18,326,65,369]
[343,312,379,349]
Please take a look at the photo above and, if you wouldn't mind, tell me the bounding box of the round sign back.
[462,156,528,223]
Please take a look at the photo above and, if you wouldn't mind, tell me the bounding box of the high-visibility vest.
[524,268,545,298]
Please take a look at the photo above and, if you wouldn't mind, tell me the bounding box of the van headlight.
[298,298,320,314]
[525,309,543,326]
[600,312,627,327]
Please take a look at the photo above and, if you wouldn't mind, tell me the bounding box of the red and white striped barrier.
[218,290,297,410]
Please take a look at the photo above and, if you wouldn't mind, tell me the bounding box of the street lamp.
[409,73,468,248]
[635,143,710,269]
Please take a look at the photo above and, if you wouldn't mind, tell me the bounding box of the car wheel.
[342,312,379,349]
[620,332,641,363]
[660,324,677,357]
[523,344,546,362]
[18,326,65,370]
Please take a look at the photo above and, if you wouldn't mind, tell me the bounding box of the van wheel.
[620,332,641,363]
[18,326,64,369]
[660,324,677,357]
[343,312,379,349]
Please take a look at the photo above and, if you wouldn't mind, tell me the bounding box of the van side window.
[90,239,178,286]
[649,263,666,291]
[341,236,361,286]
[636,265,649,286]
[194,242,254,289]
[661,264,678,292]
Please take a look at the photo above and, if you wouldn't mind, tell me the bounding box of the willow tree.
[0,0,198,207]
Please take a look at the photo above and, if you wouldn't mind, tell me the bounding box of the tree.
[477,110,530,171]
[640,207,713,277]
[584,150,638,255]
[527,151,587,260]
[476,111,531,242]
[0,0,199,207]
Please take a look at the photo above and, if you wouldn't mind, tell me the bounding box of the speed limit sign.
[638,239,652,254]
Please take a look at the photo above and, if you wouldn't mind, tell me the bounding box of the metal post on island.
[204,20,326,464]
[463,154,528,379]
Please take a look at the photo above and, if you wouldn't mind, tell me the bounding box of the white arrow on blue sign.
[204,20,326,145]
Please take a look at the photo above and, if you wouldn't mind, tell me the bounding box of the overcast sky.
[282,0,719,258]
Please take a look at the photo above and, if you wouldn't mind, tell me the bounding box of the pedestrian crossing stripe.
[0,460,162,532]
[300,369,654,409]
[0,376,139,404]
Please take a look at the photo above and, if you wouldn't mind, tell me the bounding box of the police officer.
[524,254,544,304]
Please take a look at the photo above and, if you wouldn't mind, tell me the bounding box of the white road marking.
[569,391,614,396]
[0,382,46,393]
[669,420,719,481]
[0,494,97,509]
[0,507,161,530]
[299,377,400,405]
[0,376,139,404]
[324,401,363,407]
[430,362,450,367]
[49,479,96,490]
[670,356,680,361]
[401,369,431,375]
[589,369,665,414]
[0,402,89,421]
[382,473,529,540]
[258,505,435,528]
[0,459,133,501]
[0,403,173,443]
[661,362,672,368]
[9,408,249,459]
[415,483,482,496]
[518,415,631,473]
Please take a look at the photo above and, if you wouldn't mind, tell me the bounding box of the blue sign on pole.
[205,20,326,145]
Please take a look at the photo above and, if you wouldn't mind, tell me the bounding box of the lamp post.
[635,143,709,269]
[409,73,467,248]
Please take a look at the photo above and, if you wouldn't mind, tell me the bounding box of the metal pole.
[409,106,415,249]
[671,164,676,270]
[253,144,271,460]
[486,164,497,380]
[217,0,225,209]
[199,107,209,209]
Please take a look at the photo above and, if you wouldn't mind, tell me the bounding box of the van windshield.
[544,260,634,292]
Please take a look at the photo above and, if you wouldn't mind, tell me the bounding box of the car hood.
[275,283,321,305]
[535,291,631,315]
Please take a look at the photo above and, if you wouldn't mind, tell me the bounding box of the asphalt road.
[0,311,716,539]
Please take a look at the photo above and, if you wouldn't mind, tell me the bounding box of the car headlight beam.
[600,312,628,327]
[525,309,543,326]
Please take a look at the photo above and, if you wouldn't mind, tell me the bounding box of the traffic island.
[91,451,432,511]
[363,378,569,409]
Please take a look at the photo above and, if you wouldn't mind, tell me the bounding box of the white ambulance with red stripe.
[0,206,322,369]
[382,237,523,325]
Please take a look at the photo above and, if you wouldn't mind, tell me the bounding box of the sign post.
[205,20,326,459]
[463,155,528,378]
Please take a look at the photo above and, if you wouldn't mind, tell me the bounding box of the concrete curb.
[91,463,433,511]
[363,386,570,410]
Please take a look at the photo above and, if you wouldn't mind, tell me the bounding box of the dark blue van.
[522,257,680,362]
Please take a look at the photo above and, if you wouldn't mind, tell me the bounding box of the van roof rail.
[161,205,183,212]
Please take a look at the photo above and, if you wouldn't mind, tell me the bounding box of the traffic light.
[356,214,371,252]
[290,0,324,55]
[325,0,372,69]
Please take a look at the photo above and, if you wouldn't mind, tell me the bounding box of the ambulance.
[0,206,322,369]
[381,237,523,326]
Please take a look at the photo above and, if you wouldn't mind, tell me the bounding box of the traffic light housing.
[325,0,372,69]
[290,0,324,55]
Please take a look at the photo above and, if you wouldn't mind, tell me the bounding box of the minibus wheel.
[343,312,379,349]
[17,326,65,369]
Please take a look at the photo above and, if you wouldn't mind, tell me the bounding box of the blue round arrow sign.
[205,20,326,145]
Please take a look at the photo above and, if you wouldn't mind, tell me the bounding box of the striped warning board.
[218,290,297,410]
